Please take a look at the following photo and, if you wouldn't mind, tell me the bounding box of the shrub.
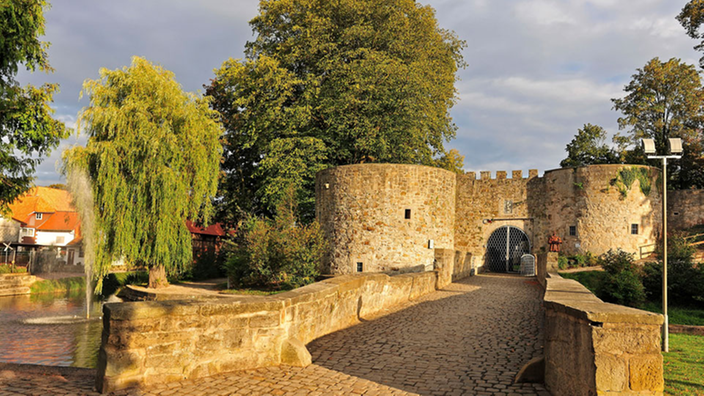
[644,232,704,305]
[223,188,327,290]
[574,254,587,267]
[597,249,645,307]
[557,256,568,270]
[599,249,638,274]
[181,247,226,281]
[600,270,646,307]
[642,260,704,306]
[656,231,694,262]
[585,251,597,266]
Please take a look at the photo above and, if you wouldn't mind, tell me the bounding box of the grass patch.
[30,277,85,296]
[664,334,704,396]
[640,301,704,326]
[221,288,287,296]
[558,270,607,295]
[0,265,27,274]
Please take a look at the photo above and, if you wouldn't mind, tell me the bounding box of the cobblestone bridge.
[0,274,548,396]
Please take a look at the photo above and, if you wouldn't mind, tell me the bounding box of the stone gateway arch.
[485,225,531,273]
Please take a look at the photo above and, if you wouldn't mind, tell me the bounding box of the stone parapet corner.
[544,277,663,325]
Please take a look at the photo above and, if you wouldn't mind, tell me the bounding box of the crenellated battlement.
[464,169,540,181]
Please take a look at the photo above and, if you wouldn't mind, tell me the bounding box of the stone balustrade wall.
[97,250,471,393]
[542,273,664,395]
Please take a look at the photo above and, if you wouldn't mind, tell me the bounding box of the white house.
[8,187,84,267]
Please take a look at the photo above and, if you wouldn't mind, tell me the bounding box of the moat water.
[0,293,103,368]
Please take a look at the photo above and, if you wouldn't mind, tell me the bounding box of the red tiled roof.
[35,212,80,232]
[186,221,225,237]
[8,187,75,222]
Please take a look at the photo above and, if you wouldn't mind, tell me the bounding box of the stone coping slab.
[109,272,430,321]
[544,275,663,325]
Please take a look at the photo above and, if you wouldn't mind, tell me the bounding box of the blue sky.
[18,0,701,185]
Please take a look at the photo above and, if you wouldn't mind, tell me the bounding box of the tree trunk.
[148,265,169,289]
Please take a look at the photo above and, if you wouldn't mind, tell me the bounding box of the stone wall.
[535,165,661,257]
[97,249,472,393]
[0,274,36,297]
[668,189,704,230]
[452,165,661,264]
[316,164,456,274]
[452,250,473,281]
[543,275,664,395]
[454,170,539,260]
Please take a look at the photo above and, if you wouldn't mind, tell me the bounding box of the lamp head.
[669,138,683,155]
[642,138,656,155]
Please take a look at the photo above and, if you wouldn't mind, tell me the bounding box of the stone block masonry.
[669,189,704,230]
[316,164,456,274]
[0,273,36,297]
[541,265,664,395]
[96,249,472,393]
[317,163,664,274]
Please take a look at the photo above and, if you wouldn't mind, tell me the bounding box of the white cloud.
[514,0,578,26]
[21,0,704,185]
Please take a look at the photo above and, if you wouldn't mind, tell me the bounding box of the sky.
[17,0,702,185]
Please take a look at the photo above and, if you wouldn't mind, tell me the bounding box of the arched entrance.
[485,226,531,273]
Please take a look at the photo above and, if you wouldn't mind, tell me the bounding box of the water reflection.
[0,293,103,368]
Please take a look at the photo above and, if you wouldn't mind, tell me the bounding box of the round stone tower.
[316,164,456,274]
[536,164,662,257]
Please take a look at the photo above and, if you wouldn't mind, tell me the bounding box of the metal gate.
[485,226,531,273]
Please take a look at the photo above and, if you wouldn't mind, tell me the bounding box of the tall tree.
[560,124,621,168]
[206,0,466,222]
[612,57,704,156]
[0,0,67,213]
[63,57,222,289]
[678,1,704,67]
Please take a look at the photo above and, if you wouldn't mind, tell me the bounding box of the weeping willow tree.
[63,57,222,290]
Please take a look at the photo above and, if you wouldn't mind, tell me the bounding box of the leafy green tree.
[63,57,222,290]
[0,0,68,213]
[435,149,465,174]
[612,57,704,188]
[560,124,621,167]
[678,1,704,67]
[612,57,704,156]
[206,0,466,222]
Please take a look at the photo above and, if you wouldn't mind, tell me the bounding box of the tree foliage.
[678,0,704,67]
[560,124,621,168]
[206,0,466,222]
[0,0,68,213]
[612,57,704,155]
[63,57,222,290]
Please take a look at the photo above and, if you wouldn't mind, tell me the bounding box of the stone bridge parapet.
[539,253,664,395]
[97,249,470,393]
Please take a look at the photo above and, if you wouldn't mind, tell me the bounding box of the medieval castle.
[315,163,704,274]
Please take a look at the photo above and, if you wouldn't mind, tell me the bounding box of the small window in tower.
[404,209,411,220]
[569,226,576,236]
[631,224,639,235]
[356,262,363,272]
[36,213,42,220]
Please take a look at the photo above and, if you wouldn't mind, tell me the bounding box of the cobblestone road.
[0,274,547,396]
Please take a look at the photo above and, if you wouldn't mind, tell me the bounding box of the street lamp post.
[642,138,682,353]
